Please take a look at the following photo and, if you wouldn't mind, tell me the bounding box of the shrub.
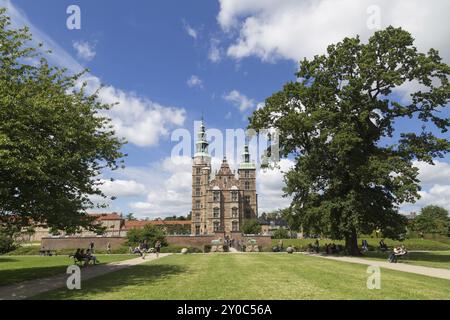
[0,234,16,254]
[204,244,212,253]
[242,219,261,235]
[272,227,290,239]
[126,225,167,247]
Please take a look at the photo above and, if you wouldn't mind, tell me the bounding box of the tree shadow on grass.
[0,257,20,263]
[33,263,187,300]
[0,266,69,287]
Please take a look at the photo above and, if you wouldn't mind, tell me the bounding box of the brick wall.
[166,234,272,248]
[41,234,272,250]
[41,237,126,250]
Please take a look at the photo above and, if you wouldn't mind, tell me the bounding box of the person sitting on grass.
[379,239,388,252]
[313,240,320,253]
[361,239,369,252]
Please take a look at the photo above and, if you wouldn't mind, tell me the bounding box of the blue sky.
[1,0,449,218]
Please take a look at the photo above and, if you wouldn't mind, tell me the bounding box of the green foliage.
[126,225,167,247]
[241,219,261,234]
[250,27,449,255]
[0,231,15,254]
[414,205,449,235]
[0,8,125,232]
[125,213,137,221]
[272,227,290,239]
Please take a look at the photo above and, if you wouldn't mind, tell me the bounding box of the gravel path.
[301,252,450,280]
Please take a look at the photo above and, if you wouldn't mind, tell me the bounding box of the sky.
[1,0,449,218]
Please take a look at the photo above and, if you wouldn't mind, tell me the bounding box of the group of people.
[324,243,342,254]
[73,248,99,266]
[306,240,321,253]
[130,240,162,259]
[388,245,408,263]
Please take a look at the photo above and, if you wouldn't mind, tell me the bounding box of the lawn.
[0,254,134,286]
[361,251,450,270]
[35,253,450,300]
[273,238,450,251]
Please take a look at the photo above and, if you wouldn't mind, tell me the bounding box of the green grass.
[362,251,450,270]
[0,254,134,286]
[273,238,450,251]
[34,253,450,300]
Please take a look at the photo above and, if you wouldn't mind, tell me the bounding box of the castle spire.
[194,119,210,158]
[239,140,256,169]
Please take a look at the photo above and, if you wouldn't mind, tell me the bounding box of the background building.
[191,121,258,235]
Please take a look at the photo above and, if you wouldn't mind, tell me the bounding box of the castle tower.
[191,120,211,235]
[191,121,258,236]
[238,144,258,221]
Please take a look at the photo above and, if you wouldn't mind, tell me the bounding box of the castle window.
[195,225,200,235]
[213,191,220,202]
[232,207,238,218]
[244,181,250,190]
[231,191,238,202]
[196,168,201,175]
[244,171,250,178]
[195,188,201,196]
[245,209,252,219]
[195,212,200,220]
[213,207,220,218]
[232,221,239,232]
[213,221,220,232]
[195,200,201,209]
[244,196,251,203]
[195,177,201,186]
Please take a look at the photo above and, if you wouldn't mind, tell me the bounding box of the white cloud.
[217,0,450,63]
[223,90,255,112]
[187,75,203,88]
[72,40,96,61]
[257,159,294,213]
[183,21,198,39]
[414,160,450,185]
[400,160,450,212]
[208,38,222,63]
[413,185,450,212]
[99,179,146,198]
[1,0,186,148]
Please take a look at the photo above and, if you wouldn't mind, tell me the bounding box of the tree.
[126,224,167,247]
[272,227,289,239]
[414,205,449,235]
[242,219,261,235]
[250,27,449,255]
[0,9,125,232]
[125,213,137,221]
[280,208,301,238]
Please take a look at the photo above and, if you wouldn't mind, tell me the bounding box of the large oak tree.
[0,8,125,233]
[250,27,449,255]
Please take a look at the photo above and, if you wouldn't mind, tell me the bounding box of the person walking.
[155,240,161,258]
[106,242,111,254]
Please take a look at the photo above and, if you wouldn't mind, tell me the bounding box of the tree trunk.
[345,228,361,256]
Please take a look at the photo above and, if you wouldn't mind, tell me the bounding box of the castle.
[191,121,258,235]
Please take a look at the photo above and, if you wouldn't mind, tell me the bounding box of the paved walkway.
[300,252,450,280]
[0,253,171,300]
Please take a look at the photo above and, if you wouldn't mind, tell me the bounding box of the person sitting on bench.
[71,248,88,265]
[85,249,99,265]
